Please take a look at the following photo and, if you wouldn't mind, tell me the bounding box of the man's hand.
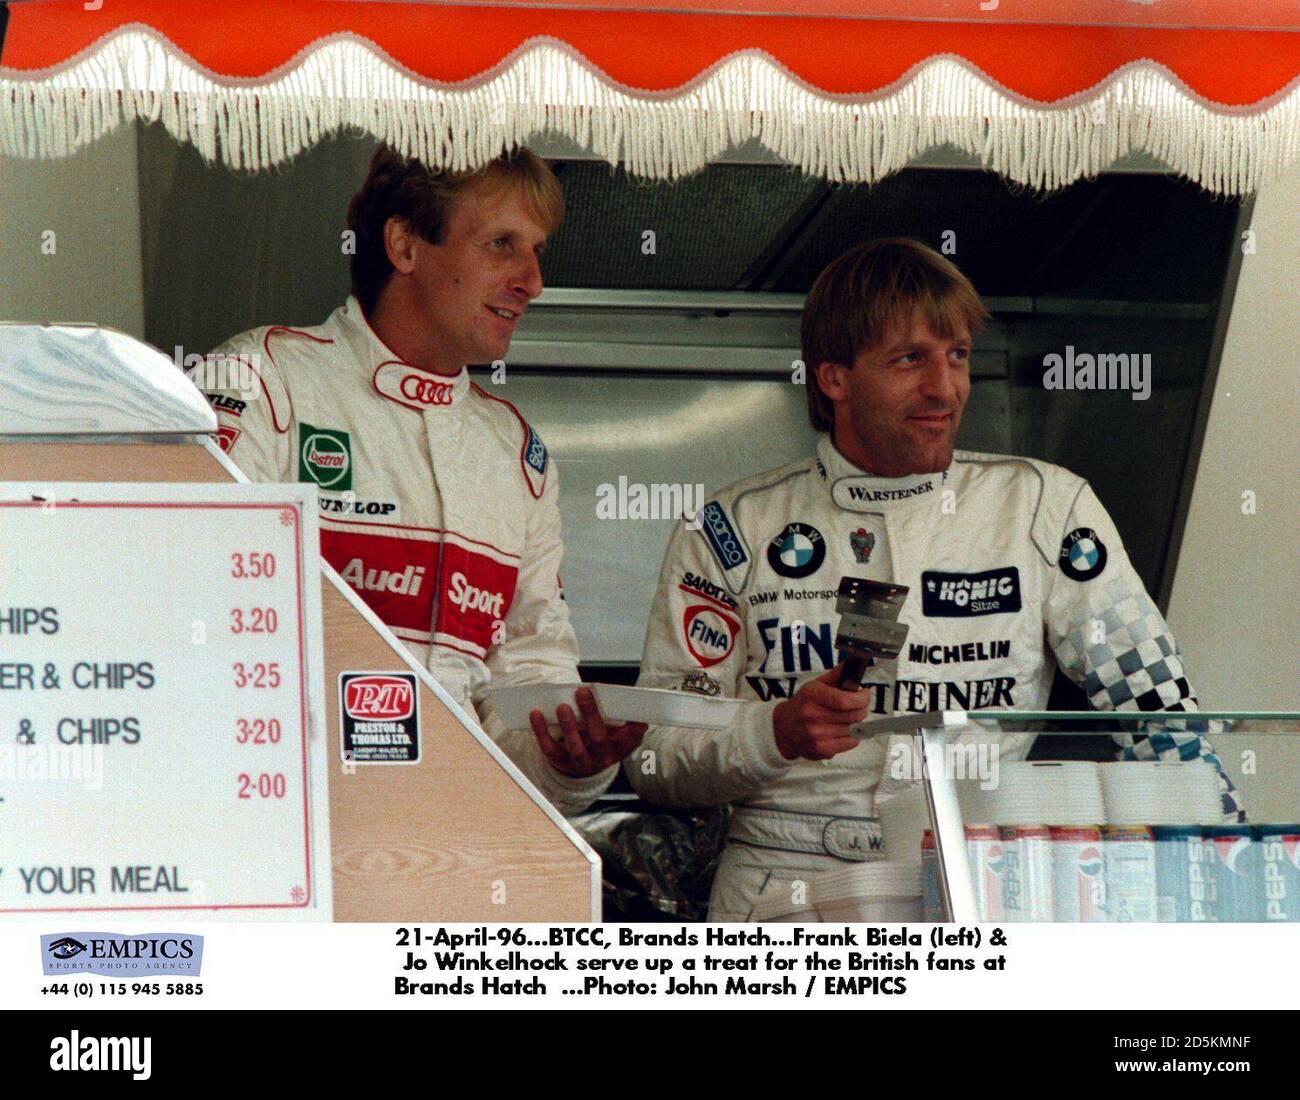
[528,687,647,778]
[772,667,871,762]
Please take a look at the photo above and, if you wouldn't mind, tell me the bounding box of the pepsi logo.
[986,844,1004,876]
[1284,837,1300,870]
[1213,836,1250,872]
[1078,848,1103,877]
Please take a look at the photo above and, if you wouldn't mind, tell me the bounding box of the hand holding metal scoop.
[834,577,910,690]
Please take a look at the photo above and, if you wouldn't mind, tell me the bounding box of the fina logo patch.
[922,567,1022,617]
[1059,527,1107,581]
[698,502,748,571]
[525,426,548,476]
[766,522,825,579]
[683,605,740,668]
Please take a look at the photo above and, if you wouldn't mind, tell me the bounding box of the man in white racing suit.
[629,238,1243,920]
[204,147,643,815]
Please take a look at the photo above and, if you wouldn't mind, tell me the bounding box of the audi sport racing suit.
[202,296,613,814]
[631,435,1243,920]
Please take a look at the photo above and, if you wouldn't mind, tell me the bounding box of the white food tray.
[481,683,741,731]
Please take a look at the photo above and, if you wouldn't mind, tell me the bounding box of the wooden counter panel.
[1,440,596,921]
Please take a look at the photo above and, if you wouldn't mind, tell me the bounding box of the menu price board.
[0,483,331,920]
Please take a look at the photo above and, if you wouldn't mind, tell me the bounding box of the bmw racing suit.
[202,296,614,814]
[630,435,1243,920]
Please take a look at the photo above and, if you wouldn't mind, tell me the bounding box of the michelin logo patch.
[698,502,747,571]
[524,427,548,476]
[922,567,1022,617]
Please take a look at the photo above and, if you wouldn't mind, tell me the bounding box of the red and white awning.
[1,0,1297,193]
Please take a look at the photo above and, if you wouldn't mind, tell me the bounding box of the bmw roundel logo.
[1059,527,1107,581]
[766,522,825,579]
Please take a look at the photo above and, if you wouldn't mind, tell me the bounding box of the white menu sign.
[0,483,331,920]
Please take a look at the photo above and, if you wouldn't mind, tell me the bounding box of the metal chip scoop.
[834,577,910,690]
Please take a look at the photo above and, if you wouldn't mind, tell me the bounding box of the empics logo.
[40,932,203,975]
[298,422,352,490]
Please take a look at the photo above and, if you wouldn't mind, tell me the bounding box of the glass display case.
[896,711,1300,923]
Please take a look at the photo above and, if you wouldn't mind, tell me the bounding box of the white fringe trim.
[2,25,1297,194]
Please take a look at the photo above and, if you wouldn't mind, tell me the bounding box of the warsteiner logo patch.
[299,422,352,490]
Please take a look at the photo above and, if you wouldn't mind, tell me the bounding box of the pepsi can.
[1102,825,1158,923]
[966,824,1004,922]
[1206,825,1260,922]
[1256,825,1300,923]
[1049,826,1106,922]
[1152,825,1215,923]
[921,830,944,921]
[1001,826,1054,922]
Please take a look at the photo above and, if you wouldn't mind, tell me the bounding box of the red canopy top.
[2,0,1297,193]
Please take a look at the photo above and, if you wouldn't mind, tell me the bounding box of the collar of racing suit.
[814,435,949,514]
[340,294,472,411]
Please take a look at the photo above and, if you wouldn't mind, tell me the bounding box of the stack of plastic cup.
[1099,761,1224,825]
[958,762,1106,826]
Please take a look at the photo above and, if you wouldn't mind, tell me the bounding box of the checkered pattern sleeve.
[1044,484,1244,822]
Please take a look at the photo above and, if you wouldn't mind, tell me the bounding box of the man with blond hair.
[205,147,643,814]
[630,238,1242,920]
